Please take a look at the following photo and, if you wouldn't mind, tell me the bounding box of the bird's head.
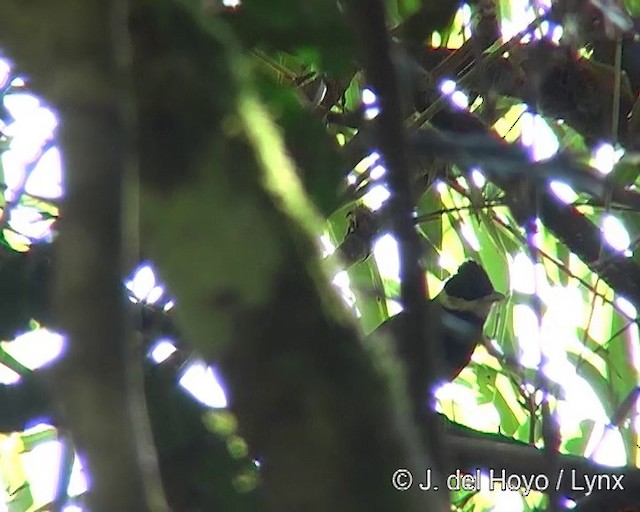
[438,261,505,322]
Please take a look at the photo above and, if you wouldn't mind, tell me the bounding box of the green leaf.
[624,0,640,16]
[568,353,614,418]
[326,208,387,334]
[493,374,527,437]
[474,365,498,406]
[6,484,33,512]
[610,160,640,188]
[563,419,596,455]
[256,75,347,215]
[416,187,444,277]
[224,0,356,76]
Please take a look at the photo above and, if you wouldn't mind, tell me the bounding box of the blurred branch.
[446,419,640,508]
[0,1,170,510]
[131,0,431,509]
[345,3,450,508]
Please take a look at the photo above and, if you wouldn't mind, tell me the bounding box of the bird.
[369,260,505,383]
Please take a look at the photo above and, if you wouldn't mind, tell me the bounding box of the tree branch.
[0,1,169,510]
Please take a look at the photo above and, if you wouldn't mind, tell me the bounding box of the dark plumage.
[370,260,504,382]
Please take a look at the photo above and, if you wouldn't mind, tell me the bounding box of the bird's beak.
[486,291,506,302]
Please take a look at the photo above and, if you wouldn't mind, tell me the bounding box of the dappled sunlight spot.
[450,90,469,109]
[501,0,535,40]
[146,285,164,305]
[22,440,62,506]
[438,252,459,274]
[487,337,503,357]
[364,106,380,120]
[4,106,57,164]
[454,176,469,191]
[439,79,469,110]
[0,58,10,87]
[349,153,382,186]
[332,270,359,313]
[513,304,541,368]
[509,252,535,294]
[601,214,630,252]
[460,3,472,37]
[126,263,165,305]
[25,146,63,199]
[549,180,578,204]
[1,149,27,199]
[353,151,380,174]
[475,472,525,512]
[362,88,380,120]
[1,329,65,370]
[67,456,88,496]
[615,296,638,320]
[373,234,399,280]
[434,381,473,404]
[591,143,624,175]
[550,24,564,44]
[0,364,20,385]
[460,223,480,251]
[8,205,55,241]
[542,286,585,353]
[493,103,527,142]
[148,339,177,364]
[542,359,574,397]
[179,362,228,408]
[470,168,486,187]
[361,88,376,106]
[386,300,403,316]
[22,422,56,435]
[521,382,544,407]
[585,321,612,364]
[435,381,479,411]
[469,95,484,112]
[439,79,456,95]
[128,264,155,297]
[3,92,40,120]
[520,112,559,161]
[492,487,524,512]
[609,296,640,372]
[563,498,577,509]
[588,426,627,467]
[532,19,563,44]
[614,297,640,370]
[531,217,545,249]
[320,234,335,257]
[361,184,390,211]
[369,163,386,180]
[553,369,609,430]
[446,6,469,48]
[632,414,640,439]
[222,0,241,7]
[435,382,500,430]
[534,20,550,39]
[494,210,511,225]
